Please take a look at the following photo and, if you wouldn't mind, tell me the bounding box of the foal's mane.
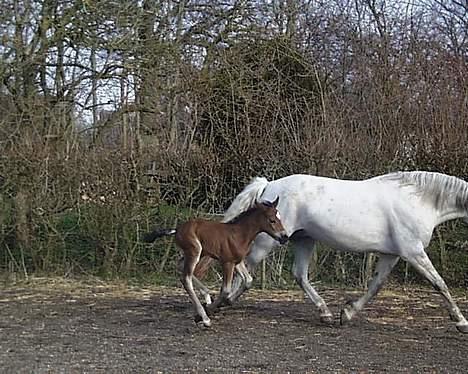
[383,171,468,210]
[226,204,269,224]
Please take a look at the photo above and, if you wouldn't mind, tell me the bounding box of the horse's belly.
[308,227,384,252]
[303,211,393,253]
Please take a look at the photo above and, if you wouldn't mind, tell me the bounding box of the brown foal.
[143,197,288,327]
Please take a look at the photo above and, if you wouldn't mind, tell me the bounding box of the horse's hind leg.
[340,254,399,325]
[180,250,211,327]
[292,238,333,324]
[406,249,468,333]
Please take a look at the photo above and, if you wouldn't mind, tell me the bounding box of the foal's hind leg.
[178,257,212,305]
[406,249,468,333]
[341,254,399,325]
[192,276,212,305]
[292,238,333,324]
[206,262,235,313]
[180,252,211,327]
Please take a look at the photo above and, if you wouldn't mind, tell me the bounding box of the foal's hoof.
[455,322,468,334]
[205,305,220,315]
[340,309,351,325]
[340,304,354,326]
[320,314,334,325]
[449,312,458,322]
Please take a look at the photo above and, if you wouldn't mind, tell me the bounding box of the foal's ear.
[272,196,279,208]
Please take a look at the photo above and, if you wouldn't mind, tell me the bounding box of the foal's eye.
[269,219,276,224]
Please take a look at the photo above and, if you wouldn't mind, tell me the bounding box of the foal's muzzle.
[278,234,289,245]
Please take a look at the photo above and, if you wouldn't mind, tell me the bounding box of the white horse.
[222,171,468,333]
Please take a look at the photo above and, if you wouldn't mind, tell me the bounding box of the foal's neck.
[232,211,265,242]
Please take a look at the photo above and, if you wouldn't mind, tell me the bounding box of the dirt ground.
[0,279,467,373]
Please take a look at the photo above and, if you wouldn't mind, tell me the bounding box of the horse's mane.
[382,171,468,210]
[222,177,269,223]
[226,202,274,224]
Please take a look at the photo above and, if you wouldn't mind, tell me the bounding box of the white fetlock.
[340,303,356,325]
[320,313,334,324]
[204,294,212,305]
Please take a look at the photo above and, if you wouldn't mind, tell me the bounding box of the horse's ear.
[272,196,279,208]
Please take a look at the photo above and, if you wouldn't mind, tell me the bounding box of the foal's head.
[254,197,288,244]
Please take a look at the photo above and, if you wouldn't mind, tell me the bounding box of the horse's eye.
[269,219,276,224]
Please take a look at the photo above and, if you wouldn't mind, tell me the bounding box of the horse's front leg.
[206,262,235,313]
[340,254,399,325]
[292,239,333,324]
[406,249,468,333]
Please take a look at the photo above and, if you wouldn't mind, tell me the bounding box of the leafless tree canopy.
[0,0,467,285]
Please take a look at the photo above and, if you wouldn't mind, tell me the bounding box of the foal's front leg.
[206,262,235,313]
[227,261,253,304]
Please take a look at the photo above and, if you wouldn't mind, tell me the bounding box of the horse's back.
[262,174,433,253]
[265,174,389,211]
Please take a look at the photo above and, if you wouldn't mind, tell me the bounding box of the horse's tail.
[142,228,176,243]
[222,177,269,223]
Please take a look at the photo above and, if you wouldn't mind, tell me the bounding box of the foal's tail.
[142,228,176,243]
[222,177,269,223]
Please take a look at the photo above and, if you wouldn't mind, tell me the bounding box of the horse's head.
[255,197,288,244]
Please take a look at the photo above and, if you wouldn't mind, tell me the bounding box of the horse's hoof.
[456,322,468,333]
[194,315,212,328]
[320,314,334,325]
[202,320,212,328]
